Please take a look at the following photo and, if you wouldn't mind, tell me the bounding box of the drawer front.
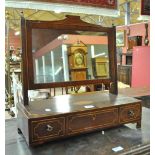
[67,108,118,135]
[119,103,141,123]
[67,113,94,135]
[31,117,65,142]
[93,108,118,127]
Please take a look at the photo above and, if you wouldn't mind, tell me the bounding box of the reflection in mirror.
[32,29,109,84]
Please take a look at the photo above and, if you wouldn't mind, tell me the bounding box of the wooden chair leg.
[17,128,22,134]
[62,87,63,95]
[54,88,56,96]
[136,120,141,128]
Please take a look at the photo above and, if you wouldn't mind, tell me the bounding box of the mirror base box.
[17,92,142,146]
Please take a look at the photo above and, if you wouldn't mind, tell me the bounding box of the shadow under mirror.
[32,29,109,84]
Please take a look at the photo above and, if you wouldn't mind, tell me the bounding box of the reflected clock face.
[75,52,84,66]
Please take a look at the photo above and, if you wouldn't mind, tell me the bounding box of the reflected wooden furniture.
[68,43,88,81]
[17,15,142,146]
[17,91,142,146]
[92,57,109,78]
[91,57,109,91]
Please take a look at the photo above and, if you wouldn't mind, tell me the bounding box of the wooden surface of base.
[17,91,142,146]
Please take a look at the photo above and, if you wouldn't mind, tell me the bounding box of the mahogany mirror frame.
[21,15,118,105]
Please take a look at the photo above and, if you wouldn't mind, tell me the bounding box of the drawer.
[67,113,93,135]
[119,103,141,123]
[93,108,118,127]
[31,117,65,142]
[67,108,118,135]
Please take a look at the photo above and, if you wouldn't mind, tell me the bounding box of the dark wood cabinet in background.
[120,52,132,65]
[128,36,142,50]
[118,36,142,86]
[117,65,132,85]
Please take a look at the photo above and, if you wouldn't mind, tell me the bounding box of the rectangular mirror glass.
[32,29,109,84]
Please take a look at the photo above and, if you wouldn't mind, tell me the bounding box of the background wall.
[116,22,150,65]
[131,46,150,88]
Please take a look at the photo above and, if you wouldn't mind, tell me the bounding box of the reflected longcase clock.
[68,42,87,81]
